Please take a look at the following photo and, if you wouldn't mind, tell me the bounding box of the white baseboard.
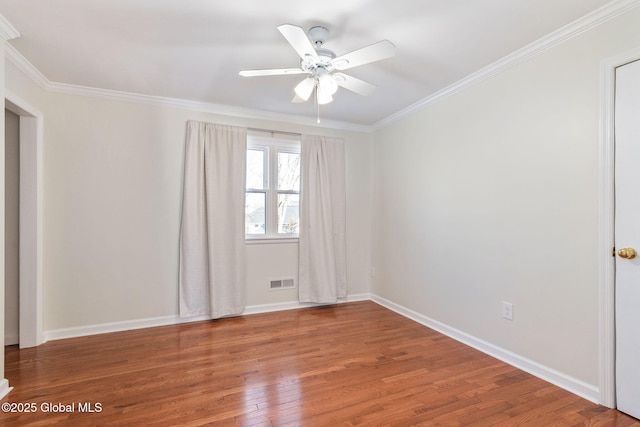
[0,379,13,400]
[370,294,600,404]
[44,313,209,341]
[243,293,370,315]
[44,293,372,341]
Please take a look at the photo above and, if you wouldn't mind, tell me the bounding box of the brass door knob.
[618,248,637,259]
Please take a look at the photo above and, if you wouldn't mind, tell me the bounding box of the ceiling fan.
[239,24,395,106]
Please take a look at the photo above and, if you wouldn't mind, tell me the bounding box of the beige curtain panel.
[299,135,347,303]
[179,121,247,319]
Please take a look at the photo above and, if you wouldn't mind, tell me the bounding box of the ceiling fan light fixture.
[294,77,315,101]
[318,72,338,95]
[317,85,333,105]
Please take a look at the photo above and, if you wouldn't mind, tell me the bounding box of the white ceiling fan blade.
[332,40,395,71]
[293,77,316,101]
[239,68,305,77]
[277,24,319,61]
[333,73,377,96]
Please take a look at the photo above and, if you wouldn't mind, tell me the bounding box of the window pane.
[245,192,265,234]
[246,149,264,190]
[278,152,300,191]
[278,193,299,234]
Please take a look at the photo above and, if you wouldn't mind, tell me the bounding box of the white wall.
[371,6,640,389]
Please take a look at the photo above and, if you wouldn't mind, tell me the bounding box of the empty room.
[1,0,640,425]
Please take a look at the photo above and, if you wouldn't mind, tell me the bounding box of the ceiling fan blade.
[332,40,395,71]
[293,77,316,101]
[239,68,306,77]
[333,73,377,96]
[277,24,319,61]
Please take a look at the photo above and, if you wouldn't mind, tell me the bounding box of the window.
[245,134,301,240]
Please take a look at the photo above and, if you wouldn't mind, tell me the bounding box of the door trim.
[599,46,640,408]
[5,90,44,348]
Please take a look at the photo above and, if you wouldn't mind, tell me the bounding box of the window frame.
[245,134,301,244]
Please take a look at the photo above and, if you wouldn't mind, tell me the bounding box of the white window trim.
[246,133,301,242]
[245,236,299,245]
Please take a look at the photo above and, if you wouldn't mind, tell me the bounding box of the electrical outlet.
[502,301,513,320]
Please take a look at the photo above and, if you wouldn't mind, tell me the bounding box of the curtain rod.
[247,127,302,137]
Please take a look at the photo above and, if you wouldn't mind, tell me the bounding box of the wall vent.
[269,278,295,290]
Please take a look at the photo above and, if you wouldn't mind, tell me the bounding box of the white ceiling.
[0,0,616,127]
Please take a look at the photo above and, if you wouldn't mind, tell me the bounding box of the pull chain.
[316,85,321,123]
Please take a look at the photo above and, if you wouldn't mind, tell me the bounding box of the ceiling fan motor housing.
[298,26,336,74]
[301,47,336,73]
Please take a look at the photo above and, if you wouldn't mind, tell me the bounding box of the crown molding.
[46,81,373,133]
[373,0,640,131]
[5,43,49,89]
[5,43,372,133]
[0,14,19,41]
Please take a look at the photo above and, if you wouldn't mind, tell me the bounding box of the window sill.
[245,236,299,245]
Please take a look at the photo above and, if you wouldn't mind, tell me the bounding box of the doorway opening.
[4,108,19,346]
[4,92,43,349]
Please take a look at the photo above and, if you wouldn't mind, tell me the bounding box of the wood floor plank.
[1,301,638,426]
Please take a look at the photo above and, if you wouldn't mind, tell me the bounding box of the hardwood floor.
[1,301,638,426]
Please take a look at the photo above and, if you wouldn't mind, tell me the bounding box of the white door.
[615,58,640,419]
